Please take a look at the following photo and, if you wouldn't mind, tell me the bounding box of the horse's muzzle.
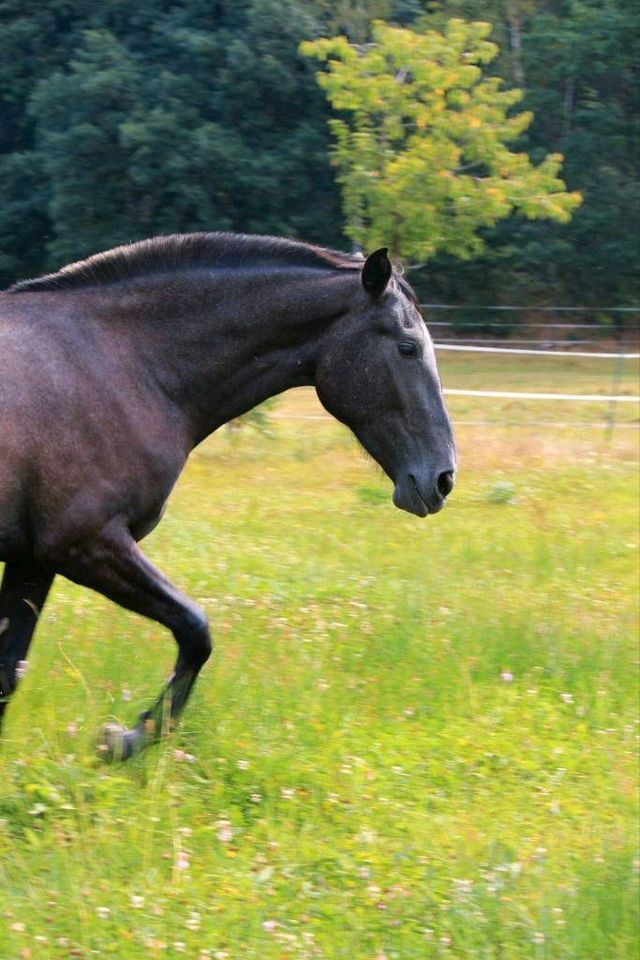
[393,469,455,518]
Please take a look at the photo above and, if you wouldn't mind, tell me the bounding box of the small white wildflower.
[175,851,190,871]
[185,911,201,931]
[500,670,514,683]
[121,688,132,702]
[130,895,145,909]
[281,787,295,800]
[561,692,573,704]
[453,878,474,897]
[262,919,278,932]
[237,759,250,770]
[96,906,111,919]
[250,792,262,803]
[532,931,545,944]
[216,820,233,842]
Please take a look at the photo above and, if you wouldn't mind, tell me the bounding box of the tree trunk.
[507,11,526,90]
[562,74,575,143]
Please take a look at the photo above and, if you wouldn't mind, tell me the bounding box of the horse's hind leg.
[0,561,55,727]
[56,519,212,760]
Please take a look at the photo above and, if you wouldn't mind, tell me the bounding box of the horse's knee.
[194,627,213,667]
[178,605,212,668]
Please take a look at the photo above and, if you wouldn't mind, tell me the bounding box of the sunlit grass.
[0,382,638,958]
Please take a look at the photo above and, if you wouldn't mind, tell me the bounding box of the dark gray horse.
[0,233,456,758]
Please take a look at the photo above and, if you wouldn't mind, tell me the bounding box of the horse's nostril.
[437,470,455,499]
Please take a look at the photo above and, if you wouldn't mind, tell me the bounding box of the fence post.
[605,343,626,441]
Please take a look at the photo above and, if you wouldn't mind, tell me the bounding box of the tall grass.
[0,387,637,959]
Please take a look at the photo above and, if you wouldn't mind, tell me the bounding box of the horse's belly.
[0,517,29,562]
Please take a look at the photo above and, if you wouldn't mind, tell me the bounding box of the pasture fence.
[272,303,640,433]
[422,304,639,434]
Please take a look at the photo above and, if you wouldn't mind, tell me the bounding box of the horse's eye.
[398,340,418,357]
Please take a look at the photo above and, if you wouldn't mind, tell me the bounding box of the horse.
[0,233,456,759]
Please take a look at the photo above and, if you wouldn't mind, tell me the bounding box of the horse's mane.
[7,232,363,294]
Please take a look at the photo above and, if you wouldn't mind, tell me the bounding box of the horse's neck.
[116,268,354,444]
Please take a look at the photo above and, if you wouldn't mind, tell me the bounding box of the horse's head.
[315,248,456,518]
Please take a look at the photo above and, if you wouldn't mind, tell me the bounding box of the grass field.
[0,357,638,959]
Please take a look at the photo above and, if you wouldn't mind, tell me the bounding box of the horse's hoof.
[97,723,140,761]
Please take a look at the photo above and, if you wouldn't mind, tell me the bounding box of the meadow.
[0,353,638,960]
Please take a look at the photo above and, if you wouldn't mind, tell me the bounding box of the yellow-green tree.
[301,19,581,260]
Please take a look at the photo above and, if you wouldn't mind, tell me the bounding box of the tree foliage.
[0,0,636,307]
[302,19,581,261]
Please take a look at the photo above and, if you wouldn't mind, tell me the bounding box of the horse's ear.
[362,247,392,298]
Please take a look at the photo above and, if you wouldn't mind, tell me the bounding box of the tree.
[0,1,635,306]
[302,18,581,261]
[0,0,347,283]
[518,0,639,303]
[416,0,639,306]
[28,30,146,266]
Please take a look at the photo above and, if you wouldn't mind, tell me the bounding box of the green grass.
[0,382,638,959]
[437,353,640,425]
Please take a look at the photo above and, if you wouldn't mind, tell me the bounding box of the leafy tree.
[0,0,86,280]
[311,0,393,42]
[302,18,581,261]
[0,0,635,309]
[416,0,639,306]
[28,30,146,266]
[1,0,346,281]
[519,0,639,303]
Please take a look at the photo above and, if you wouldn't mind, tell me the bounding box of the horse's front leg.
[0,561,54,727]
[53,518,212,760]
